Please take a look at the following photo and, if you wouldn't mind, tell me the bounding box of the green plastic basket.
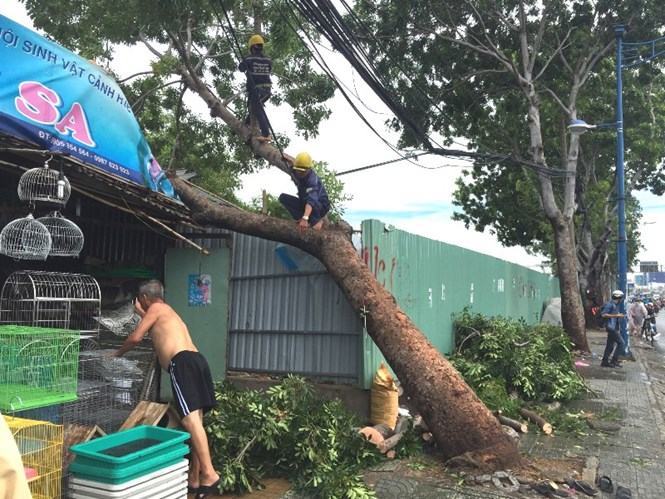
[69,426,190,483]
[69,444,189,484]
[0,325,79,411]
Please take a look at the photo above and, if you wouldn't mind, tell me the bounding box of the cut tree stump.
[359,426,385,446]
[520,408,553,434]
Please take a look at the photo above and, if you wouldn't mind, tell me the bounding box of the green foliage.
[206,376,397,498]
[312,162,353,221]
[451,310,585,409]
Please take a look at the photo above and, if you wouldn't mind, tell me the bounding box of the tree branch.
[540,85,571,114]
[119,70,155,84]
[131,79,184,111]
[528,4,548,75]
[534,29,572,81]
[167,30,292,174]
[138,32,165,59]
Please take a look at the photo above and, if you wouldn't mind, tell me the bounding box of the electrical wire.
[282,0,574,178]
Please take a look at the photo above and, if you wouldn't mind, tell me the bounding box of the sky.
[1,2,662,273]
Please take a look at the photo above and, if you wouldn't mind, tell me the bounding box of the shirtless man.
[114,280,219,498]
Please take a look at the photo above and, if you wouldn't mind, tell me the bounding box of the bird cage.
[18,163,71,206]
[37,212,85,257]
[4,415,64,499]
[0,325,80,411]
[0,214,52,260]
[0,271,101,338]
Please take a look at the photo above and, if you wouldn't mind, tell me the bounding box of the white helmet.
[611,290,624,299]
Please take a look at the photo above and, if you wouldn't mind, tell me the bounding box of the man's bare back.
[114,297,198,370]
[146,302,198,369]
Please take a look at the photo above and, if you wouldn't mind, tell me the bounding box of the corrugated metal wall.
[360,219,560,389]
[227,233,362,384]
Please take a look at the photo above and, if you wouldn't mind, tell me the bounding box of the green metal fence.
[360,219,560,389]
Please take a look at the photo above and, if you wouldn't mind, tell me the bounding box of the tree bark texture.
[552,217,589,351]
[171,177,520,468]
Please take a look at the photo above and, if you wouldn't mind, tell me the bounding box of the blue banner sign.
[0,15,174,196]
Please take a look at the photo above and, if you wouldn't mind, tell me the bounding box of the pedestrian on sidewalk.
[239,34,272,142]
[628,296,647,337]
[600,290,626,368]
[278,152,331,231]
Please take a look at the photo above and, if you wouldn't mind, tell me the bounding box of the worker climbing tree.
[238,34,273,142]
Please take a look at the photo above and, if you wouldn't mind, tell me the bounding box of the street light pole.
[614,25,629,355]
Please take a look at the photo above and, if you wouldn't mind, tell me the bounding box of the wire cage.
[0,325,80,411]
[18,164,71,206]
[37,212,85,257]
[4,415,64,499]
[0,214,52,260]
[0,271,101,338]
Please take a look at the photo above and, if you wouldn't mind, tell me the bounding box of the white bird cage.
[37,212,85,257]
[0,214,52,260]
[18,164,71,206]
[0,271,101,339]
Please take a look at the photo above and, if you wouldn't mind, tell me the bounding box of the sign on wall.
[0,15,175,197]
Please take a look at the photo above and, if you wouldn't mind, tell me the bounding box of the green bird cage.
[0,325,80,411]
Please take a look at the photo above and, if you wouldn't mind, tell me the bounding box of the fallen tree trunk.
[171,177,520,467]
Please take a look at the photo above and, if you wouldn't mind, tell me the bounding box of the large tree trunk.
[551,218,589,351]
[171,177,520,467]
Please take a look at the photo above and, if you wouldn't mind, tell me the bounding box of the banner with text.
[0,15,175,197]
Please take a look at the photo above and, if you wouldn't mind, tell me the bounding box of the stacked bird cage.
[0,271,101,339]
[0,325,80,412]
[0,157,84,260]
[4,415,64,499]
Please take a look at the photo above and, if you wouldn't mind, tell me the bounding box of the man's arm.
[601,303,623,318]
[115,305,159,357]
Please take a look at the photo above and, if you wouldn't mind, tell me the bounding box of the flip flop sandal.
[565,478,598,496]
[188,485,199,494]
[597,475,614,493]
[616,485,632,499]
[195,479,220,499]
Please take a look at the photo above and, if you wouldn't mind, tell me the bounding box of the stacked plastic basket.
[68,425,190,499]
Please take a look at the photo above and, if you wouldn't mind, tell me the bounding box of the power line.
[282,0,575,179]
[335,152,433,176]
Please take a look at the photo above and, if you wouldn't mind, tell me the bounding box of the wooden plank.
[119,401,170,430]
[64,424,106,467]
